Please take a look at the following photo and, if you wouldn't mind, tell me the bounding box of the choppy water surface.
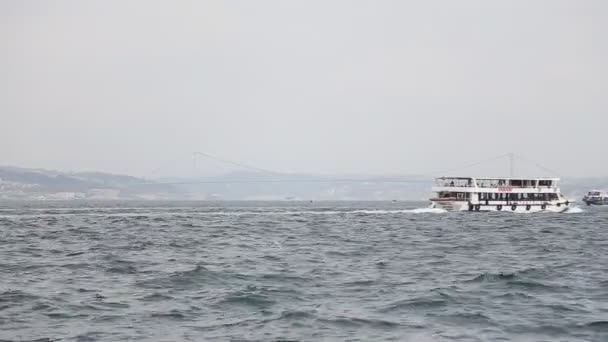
[0,201,607,341]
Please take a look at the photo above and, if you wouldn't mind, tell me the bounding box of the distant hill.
[0,166,604,201]
[0,166,176,200]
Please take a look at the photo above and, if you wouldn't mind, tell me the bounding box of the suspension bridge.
[136,152,562,186]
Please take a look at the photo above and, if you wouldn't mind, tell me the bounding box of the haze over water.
[1,201,606,341]
[2,1,608,177]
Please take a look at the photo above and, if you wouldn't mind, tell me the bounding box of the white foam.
[407,207,448,214]
[565,206,584,214]
[352,209,411,214]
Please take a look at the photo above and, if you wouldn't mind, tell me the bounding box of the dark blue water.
[0,201,607,341]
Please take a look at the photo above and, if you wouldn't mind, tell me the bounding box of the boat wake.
[351,208,447,214]
[407,208,447,214]
[565,206,584,214]
[0,207,448,218]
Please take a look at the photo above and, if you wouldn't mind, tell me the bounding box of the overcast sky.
[1,0,606,178]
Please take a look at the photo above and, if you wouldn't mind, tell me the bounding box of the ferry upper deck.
[432,177,560,193]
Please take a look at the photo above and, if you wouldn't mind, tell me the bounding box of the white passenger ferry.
[430,177,572,212]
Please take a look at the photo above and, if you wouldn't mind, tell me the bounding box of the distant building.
[86,189,121,199]
[48,192,85,200]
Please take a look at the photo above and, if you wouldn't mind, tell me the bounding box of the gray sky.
[2,0,606,178]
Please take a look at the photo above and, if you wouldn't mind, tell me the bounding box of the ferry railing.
[434,182,556,190]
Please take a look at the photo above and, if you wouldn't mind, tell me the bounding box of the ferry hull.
[430,201,571,213]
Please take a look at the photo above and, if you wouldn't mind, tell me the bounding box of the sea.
[0,200,607,342]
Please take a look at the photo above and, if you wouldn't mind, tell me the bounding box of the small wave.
[341,279,376,286]
[260,274,309,283]
[150,310,187,320]
[438,312,493,325]
[0,339,56,342]
[91,315,123,323]
[381,297,448,312]
[192,317,262,331]
[279,310,316,320]
[135,265,230,290]
[31,303,53,311]
[61,263,91,270]
[45,312,88,319]
[507,280,566,291]
[95,301,130,309]
[466,272,567,292]
[585,321,608,331]
[0,290,39,305]
[105,265,138,274]
[507,324,570,336]
[168,265,232,285]
[466,272,517,282]
[218,291,276,309]
[320,316,400,328]
[140,293,174,302]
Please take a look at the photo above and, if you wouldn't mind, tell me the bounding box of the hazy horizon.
[2,1,606,178]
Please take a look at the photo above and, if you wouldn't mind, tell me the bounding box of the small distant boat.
[430,177,572,212]
[582,190,608,206]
